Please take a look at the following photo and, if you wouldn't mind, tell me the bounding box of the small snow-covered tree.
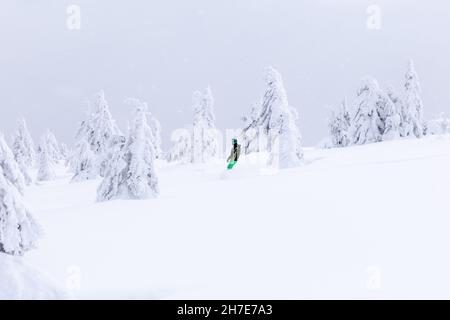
[0,166,42,256]
[37,137,56,182]
[192,87,219,163]
[350,78,384,145]
[386,86,409,138]
[96,135,127,201]
[44,129,62,162]
[405,59,425,138]
[11,118,36,168]
[328,99,351,148]
[70,138,96,182]
[0,134,26,195]
[167,129,192,164]
[376,89,401,141]
[97,99,159,201]
[242,102,262,154]
[89,90,121,176]
[148,112,163,159]
[70,91,121,180]
[351,78,401,144]
[276,107,303,168]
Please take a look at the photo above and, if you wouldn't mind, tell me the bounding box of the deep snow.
[21,135,450,299]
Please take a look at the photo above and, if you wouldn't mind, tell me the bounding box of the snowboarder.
[226,138,241,169]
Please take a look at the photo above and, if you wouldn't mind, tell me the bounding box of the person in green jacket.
[227,138,241,169]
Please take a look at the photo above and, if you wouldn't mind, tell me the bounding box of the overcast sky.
[1,0,449,147]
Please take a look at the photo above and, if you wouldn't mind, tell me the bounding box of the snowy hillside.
[23,135,450,299]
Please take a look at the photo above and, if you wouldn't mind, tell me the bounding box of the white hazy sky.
[1,0,449,147]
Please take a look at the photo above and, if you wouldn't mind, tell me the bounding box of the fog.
[1,0,449,147]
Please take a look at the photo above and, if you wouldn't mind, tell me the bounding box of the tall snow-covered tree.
[0,134,26,195]
[328,99,351,148]
[37,137,56,182]
[97,99,159,201]
[192,87,218,163]
[0,166,42,256]
[242,67,303,164]
[405,59,425,138]
[11,118,36,168]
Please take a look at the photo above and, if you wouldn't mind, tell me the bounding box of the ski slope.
[24,135,450,299]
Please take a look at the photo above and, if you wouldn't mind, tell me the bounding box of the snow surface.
[23,135,450,299]
[0,253,66,299]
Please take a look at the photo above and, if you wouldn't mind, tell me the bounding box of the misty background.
[0,0,449,148]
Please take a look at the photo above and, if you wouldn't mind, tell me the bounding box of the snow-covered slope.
[0,253,66,299]
[24,135,450,299]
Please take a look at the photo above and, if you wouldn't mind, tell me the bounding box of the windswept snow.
[23,136,450,299]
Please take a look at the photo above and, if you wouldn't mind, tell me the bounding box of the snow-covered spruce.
[97,99,159,201]
[148,112,163,159]
[167,129,192,164]
[192,86,219,163]
[404,59,425,138]
[327,99,351,148]
[276,107,304,168]
[0,134,26,195]
[70,138,96,182]
[36,136,56,182]
[45,129,62,162]
[11,118,36,169]
[386,86,409,138]
[242,66,303,165]
[70,90,121,180]
[350,77,401,145]
[427,113,450,136]
[89,90,121,176]
[0,166,42,256]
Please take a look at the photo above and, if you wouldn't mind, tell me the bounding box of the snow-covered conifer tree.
[167,129,192,163]
[192,87,218,163]
[70,138,96,182]
[97,99,158,201]
[350,78,384,145]
[0,166,42,256]
[277,107,303,168]
[89,90,121,176]
[351,78,401,144]
[36,137,56,182]
[0,134,26,195]
[148,112,163,159]
[70,91,120,180]
[386,86,409,137]
[242,67,303,164]
[328,99,351,148]
[11,118,36,168]
[96,135,127,201]
[44,129,62,162]
[405,60,425,138]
